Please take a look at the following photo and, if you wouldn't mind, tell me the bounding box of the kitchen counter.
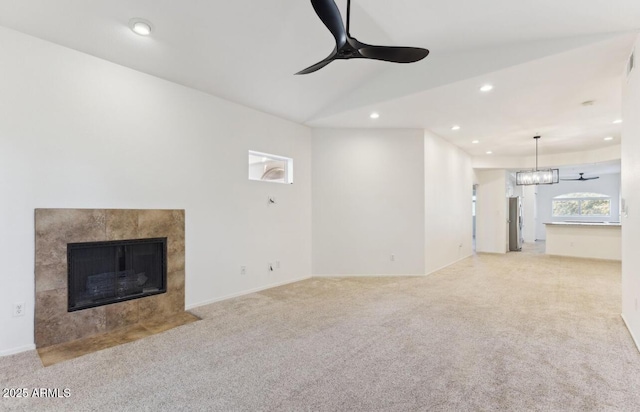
[544,222,621,261]
[544,221,621,227]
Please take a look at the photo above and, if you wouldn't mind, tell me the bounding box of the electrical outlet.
[275,261,281,269]
[240,266,247,275]
[390,254,395,262]
[13,302,25,317]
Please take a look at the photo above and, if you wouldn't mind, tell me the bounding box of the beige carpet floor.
[1,243,639,411]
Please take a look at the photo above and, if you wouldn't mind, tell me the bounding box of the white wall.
[0,27,312,355]
[311,129,426,275]
[424,130,474,274]
[475,170,508,254]
[621,35,640,351]
[506,172,523,198]
[534,174,621,240]
[522,185,537,243]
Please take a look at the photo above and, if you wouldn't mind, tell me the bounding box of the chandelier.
[516,136,559,186]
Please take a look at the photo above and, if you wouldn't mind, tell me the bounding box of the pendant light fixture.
[516,136,559,186]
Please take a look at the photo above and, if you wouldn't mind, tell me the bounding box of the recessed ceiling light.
[486,151,493,155]
[480,84,494,92]
[451,125,461,131]
[370,112,380,119]
[604,136,614,141]
[613,119,623,124]
[129,18,153,36]
[472,140,480,144]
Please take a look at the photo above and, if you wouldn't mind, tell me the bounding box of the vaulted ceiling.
[0,0,638,156]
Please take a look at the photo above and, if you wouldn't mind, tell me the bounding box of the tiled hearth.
[34,209,198,365]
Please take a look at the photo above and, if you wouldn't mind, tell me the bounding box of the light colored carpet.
[2,243,639,411]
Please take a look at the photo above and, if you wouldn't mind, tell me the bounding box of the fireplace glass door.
[67,238,167,312]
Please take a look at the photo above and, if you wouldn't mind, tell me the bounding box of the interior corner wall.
[424,131,474,274]
[621,35,640,351]
[311,128,426,276]
[475,170,508,254]
[0,26,312,355]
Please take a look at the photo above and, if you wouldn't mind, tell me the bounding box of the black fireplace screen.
[67,238,167,312]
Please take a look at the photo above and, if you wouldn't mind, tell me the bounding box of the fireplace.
[67,238,167,312]
[35,209,186,349]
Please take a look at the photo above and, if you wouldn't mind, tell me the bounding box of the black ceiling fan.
[561,173,600,181]
[296,0,430,75]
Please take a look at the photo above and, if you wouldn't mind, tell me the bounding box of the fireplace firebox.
[67,238,167,312]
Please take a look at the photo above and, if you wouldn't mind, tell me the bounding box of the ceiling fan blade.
[298,2,431,74]
[359,45,429,63]
[295,53,336,75]
[311,0,347,47]
[560,176,599,181]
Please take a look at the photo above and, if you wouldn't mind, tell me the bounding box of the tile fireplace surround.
[34,209,187,349]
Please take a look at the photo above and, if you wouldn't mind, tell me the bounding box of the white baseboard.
[3,278,314,355]
[185,275,312,310]
[425,254,473,276]
[621,313,640,353]
[313,255,474,278]
[312,273,425,278]
[0,344,36,357]
[546,253,621,262]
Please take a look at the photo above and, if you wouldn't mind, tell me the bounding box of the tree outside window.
[552,193,611,217]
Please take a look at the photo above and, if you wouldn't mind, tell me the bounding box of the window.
[552,193,611,217]
[248,151,293,184]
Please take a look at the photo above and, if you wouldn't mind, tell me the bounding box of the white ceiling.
[557,160,621,178]
[0,0,638,157]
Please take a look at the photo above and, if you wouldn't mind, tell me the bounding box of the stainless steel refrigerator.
[508,197,523,251]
